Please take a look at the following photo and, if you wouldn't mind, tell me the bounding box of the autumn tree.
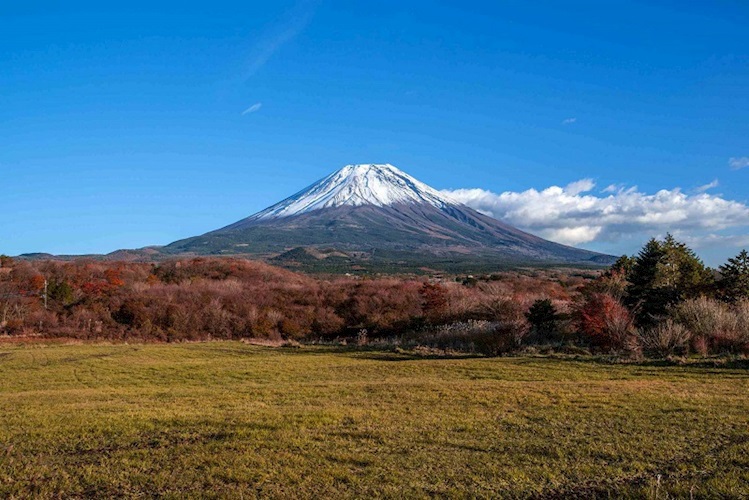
[577,293,635,351]
[419,282,447,322]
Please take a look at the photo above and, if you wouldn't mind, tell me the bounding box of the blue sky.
[2,1,748,265]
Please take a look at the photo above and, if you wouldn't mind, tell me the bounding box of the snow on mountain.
[250,164,458,220]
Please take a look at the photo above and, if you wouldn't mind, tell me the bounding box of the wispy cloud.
[562,117,577,125]
[695,179,719,193]
[242,0,318,80]
[564,178,595,195]
[729,157,749,170]
[443,180,749,246]
[242,102,263,115]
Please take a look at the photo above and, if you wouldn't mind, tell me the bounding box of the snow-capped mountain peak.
[251,163,457,220]
[168,163,614,265]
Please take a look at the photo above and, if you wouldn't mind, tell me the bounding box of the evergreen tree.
[718,249,749,302]
[607,255,635,278]
[626,234,712,326]
[626,238,666,325]
[47,278,74,306]
[659,234,713,294]
[526,299,559,338]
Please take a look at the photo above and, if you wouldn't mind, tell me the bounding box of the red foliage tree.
[576,293,635,351]
[419,282,448,321]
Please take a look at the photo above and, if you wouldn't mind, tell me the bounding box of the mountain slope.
[165,164,614,265]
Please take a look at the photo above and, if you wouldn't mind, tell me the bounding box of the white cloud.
[562,117,577,125]
[564,178,595,195]
[443,181,749,246]
[676,233,749,250]
[242,0,317,79]
[694,179,719,193]
[729,157,749,170]
[242,102,263,115]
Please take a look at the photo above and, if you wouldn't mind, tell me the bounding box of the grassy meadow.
[0,342,747,498]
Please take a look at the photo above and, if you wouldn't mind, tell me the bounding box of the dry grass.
[0,342,747,498]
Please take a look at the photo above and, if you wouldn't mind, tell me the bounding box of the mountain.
[165,164,615,268]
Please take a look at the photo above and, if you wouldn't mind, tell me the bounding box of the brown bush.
[638,320,691,357]
[3,319,25,335]
[670,297,748,354]
[411,319,527,356]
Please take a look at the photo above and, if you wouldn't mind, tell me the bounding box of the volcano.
[165,164,614,267]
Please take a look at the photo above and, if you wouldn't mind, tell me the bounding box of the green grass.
[0,342,747,498]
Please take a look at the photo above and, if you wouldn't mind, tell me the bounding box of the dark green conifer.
[718,249,749,302]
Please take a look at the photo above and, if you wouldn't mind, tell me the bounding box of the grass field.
[0,342,747,498]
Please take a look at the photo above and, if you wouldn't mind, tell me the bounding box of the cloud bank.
[443,180,749,247]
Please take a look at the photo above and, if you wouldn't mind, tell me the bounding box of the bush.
[671,297,734,339]
[412,319,527,356]
[670,297,748,354]
[670,297,738,352]
[730,300,749,354]
[576,293,636,352]
[638,320,690,357]
[3,318,25,335]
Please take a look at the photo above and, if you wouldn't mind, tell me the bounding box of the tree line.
[1,237,747,357]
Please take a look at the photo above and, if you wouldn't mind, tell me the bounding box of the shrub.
[478,297,526,322]
[3,318,25,335]
[671,297,734,339]
[736,298,749,323]
[671,297,749,354]
[730,300,749,354]
[413,319,527,356]
[638,320,690,357]
[0,257,592,348]
[576,293,636,352]
[494,316,531,352]
[670,297,746,354]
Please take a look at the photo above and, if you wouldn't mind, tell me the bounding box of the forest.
[1,235,748,358]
